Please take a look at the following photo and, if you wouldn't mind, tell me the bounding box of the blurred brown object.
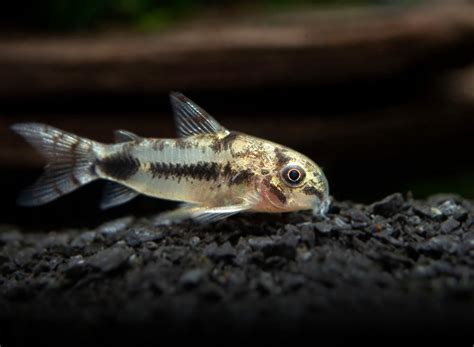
[0,2,473,96]
[448,65,474,103]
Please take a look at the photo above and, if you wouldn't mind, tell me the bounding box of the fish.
[11,92,330,224]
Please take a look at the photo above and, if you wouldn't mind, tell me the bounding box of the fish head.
[259,146,330,217]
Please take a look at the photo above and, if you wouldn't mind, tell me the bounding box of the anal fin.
[100,182,139,209]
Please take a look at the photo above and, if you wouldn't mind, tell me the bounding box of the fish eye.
[288,169,300,181]
[281,165,306,187]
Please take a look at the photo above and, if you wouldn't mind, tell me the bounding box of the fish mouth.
[312,197,330,218]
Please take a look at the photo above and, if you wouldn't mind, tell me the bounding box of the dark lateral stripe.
[149,160,255,185]
[150,161,221,181]
[98,152,140,180]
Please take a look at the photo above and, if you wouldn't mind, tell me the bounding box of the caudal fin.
[11,123,101,206]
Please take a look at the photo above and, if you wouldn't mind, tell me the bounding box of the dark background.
[2,2,474,346]
[1,0,474,229]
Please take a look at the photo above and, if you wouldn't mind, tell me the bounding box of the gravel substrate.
[1,193,474,344]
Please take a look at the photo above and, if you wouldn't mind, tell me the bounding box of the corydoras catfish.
[11,93,330,224]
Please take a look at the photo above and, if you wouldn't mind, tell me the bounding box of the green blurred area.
[13,0,418,32]
[410,172,474,200]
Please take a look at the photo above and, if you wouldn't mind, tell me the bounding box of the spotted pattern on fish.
[98,152,140,180]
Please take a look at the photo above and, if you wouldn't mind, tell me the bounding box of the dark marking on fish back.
[152,140,166,152]
[222,131,239,150]
[175,138,192,150]
[98,152,140,180]
[211,131,240,153]
[275,148,291,167]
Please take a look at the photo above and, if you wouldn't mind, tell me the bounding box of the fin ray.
[114,130,142,143]
[11,123,100,206]
[100,181,139,209]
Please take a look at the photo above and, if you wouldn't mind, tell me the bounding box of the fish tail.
[11,123,102,206]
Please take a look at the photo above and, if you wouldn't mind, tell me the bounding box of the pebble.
[257,272,278,294]
[440,217,461,234]
[413,204,444,221]
[86,245,133,272]
[314,221,332,234]
[333,217,351,231]
[204,242,236,261]
[64,255,87,279]
[347,209,370,228]
[97,216,134,236]
[248,237,275,250]
[125,228,165,247]
[179,268,206,288]
[371,193,404,217]
[13,247,37,267]
[189,236,200,247]
[417,235,460,254]
[407,215,421,226]
[299,226,315,247]
[71,231,97,248]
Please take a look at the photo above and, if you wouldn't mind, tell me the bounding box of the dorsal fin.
[114,130,142,143]
[170,92,229,137]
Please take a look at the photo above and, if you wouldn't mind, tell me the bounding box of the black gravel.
[1,193,474,344]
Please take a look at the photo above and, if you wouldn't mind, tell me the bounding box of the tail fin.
[11,123,101,206]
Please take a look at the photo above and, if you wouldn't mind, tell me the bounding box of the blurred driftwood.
[0,3,473,96]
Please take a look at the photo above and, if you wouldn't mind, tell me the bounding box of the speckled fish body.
[11,93,330,224]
